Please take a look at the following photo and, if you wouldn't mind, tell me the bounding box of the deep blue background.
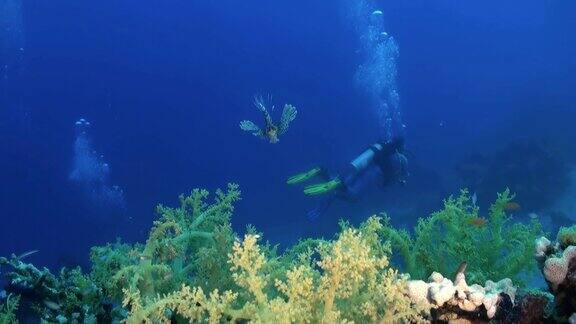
[1,0,575,270]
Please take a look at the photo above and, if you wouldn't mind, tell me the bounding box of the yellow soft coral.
[228,234,270,309]
[124,285,238,324]
[123,217,425,323]
[317,228,384,322]
[274,265,316,322]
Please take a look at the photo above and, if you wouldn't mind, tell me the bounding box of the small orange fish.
[504,202,521,212]
[469,217,487,227]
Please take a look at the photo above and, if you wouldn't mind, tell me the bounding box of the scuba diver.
[288,138,409,220]
[240,95,297,144]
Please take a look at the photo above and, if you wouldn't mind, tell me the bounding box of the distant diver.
[240,95,297,143]
[288,137,409,220]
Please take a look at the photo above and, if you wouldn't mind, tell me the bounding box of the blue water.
[1,0,575,274]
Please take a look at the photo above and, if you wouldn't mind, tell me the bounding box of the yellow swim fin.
[303,178,342,196]
[287,167,322,185]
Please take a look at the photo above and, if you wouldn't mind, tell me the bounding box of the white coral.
[535,237,552,258]
[467,287,485,306]
[563,245,576,260]
[542,245,576,290]
[407,280,430,307]
[429,279,456,306]
[407,272,515,320]
[428,272,444,283]
[544,257,568,289]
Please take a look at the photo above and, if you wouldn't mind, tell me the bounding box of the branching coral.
[123,216,425,323]
[381,189,542,285]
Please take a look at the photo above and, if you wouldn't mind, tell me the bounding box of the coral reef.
[2,183,574,323]
[122,217,425,323]
[407,266,516,321]
[90,184,242,304]
[381,189,542,285]
[535,226,576,321]
[407,266,558,323]
[506,290,555,323]
[1,184,242,322]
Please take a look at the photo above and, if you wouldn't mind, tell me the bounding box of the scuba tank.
[351,143,383,171]
[350,138,405,172]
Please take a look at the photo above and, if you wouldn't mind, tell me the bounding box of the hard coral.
[544,257,569,288]
[407,270,516,321]
[541,246,576,292]
[535,228,576,320]
[535,236,552,259]
[507,291,554,324]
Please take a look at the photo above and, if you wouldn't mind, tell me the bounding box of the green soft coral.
[0,294,20,324]
[122,216,425,323]
[90,183,241,305]
[382,189,542,285]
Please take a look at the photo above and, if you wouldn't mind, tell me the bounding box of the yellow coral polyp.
[316,228,391,323]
